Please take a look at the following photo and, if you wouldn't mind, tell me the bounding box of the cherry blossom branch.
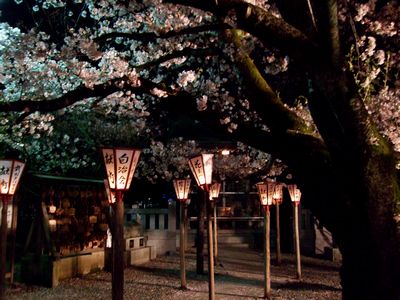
[134,47,221,70]
[0,76,164,114]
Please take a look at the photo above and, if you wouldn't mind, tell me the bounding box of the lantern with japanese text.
[173,179,191,202]
[100,148,141,300]
[273,183,283,205]
[288,184,302,204]
[256,182,275,207]
[188,154,213,188]
[209,182,221,200]
[101,148,141,193]
[0,159,25,199]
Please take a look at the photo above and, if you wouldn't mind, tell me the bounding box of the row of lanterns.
[172,154,303,299]
[1,151,303,300]
[256,181,302,298]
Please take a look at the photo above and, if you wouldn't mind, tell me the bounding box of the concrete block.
[149,245,157,260]
[129,247,151,266]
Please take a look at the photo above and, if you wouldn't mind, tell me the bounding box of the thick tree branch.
[165,0,319,64]
[96,23,229,44]
[225,29,312,133]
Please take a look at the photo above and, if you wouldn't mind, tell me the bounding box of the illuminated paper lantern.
[102,148,141,191]
[288,184,302,203]
[0,159,26,196]
[209,182,221,200]
[273,183,283,205]
[188,154,213,187]
[173,179,191,201]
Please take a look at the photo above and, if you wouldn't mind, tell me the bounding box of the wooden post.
[0,196,9,300]
[294,203,302,280]
[112,192,124,300]
[179,202,187,289]
[213,202,218,260]
[207,195,215,300]
[196,193,205,274]
[9,197,18,284]
[184,205,189,251]
[275,203,281,265]
[264,206,271,299]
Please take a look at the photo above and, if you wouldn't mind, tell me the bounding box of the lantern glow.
[288,184,302,203]
[0,159,26,196]
[104,179,116,204]
[209,182,221,200]
[273,184,283,205]
[257,182,275,206]
[102,148,141,191]
[173,179,191,201]
[188,154,213,187]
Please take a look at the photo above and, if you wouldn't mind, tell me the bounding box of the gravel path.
[6,246,341,299]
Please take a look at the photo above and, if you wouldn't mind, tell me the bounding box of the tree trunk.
[336,153,400,300]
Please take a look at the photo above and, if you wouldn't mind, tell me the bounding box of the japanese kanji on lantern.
[288,184,302,204]
[0,159,26,197]
[256,182,275,207]
[209,182,221,200]
[273,183,283,205]
[101,148,141,192]
[188,154,213,188]
[173,179,191,202]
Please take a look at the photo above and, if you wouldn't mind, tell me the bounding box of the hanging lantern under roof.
[173,179,191,202]
[0,159,26,197]
[209,182,221,200]
[288,184,302,204]
[101,148,141,192]
[188,154,213,187]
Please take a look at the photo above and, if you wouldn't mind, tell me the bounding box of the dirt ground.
[6,245,342,299]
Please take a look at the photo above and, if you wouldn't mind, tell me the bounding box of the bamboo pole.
[207,194,215,300]
[264,206,271,299]
[293,203,302,280]
[180,202,187,289]
[275,203,281,265]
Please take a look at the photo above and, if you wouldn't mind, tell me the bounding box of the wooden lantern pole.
[263,205,271,299]
[206,191,215,300]
[275,202,281,265]
[213,202,218,260]
[293,202,301,280]
[0,196,9,300]
[112,191,124,300]
[179,201,187,289]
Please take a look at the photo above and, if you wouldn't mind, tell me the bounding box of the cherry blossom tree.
[0,0,399,298]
